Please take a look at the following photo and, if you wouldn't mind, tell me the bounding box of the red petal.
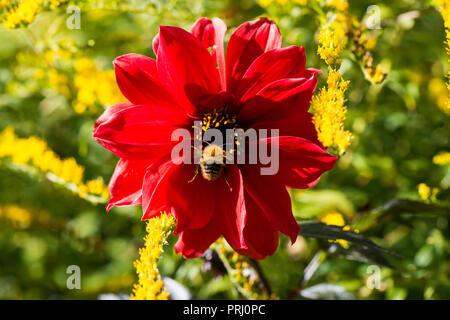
[106,158,150,211]
[241,168,299,243]
[113,54,177,107]
[143,161,221,232]
[165,164,219,232]
[251,112,320,146]
[191,18,216,49]
[174,219,221,258]
[141,158,176,220]
[94,102,133,128]
[236,192,279,259]
[152,33,160,56]
[236,46,306,102]
[190,17,227,90]
[255,69,319,106]
[157,26,221,114]
[238,69,319,125]
[93,103,189,159]
[174,165,248,257]
[216,165,247,250]
[259,136,337,189]
[226,18,281,94]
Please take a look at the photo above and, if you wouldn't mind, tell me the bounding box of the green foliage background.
[0,0,449,299]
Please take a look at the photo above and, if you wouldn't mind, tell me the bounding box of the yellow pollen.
[201,110,237,132]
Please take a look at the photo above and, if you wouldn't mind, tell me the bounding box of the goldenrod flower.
[317,13,349,65]
[365,63,386,85]
[433,152,450,166]
[0,204,64,229]
[434,0,450,114]
[73,58,123,114]
[0,205,32,228]
[0,127,108,202]
[312,68,352,154]
[320,0,348,12]
[418,183,431,201]
[1,0,69,29]
[320,211,346,226]
[257,0,307,7]
[428,77,450,114]
[435,0,450,29]
[2,0,39,29]
[48,69,70,98]
[417,183,439,201]
[131,213,176,300]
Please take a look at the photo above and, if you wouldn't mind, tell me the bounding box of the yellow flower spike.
[74,57,96,73]
[314,0,355,154]
[86,177,106,195]
[2,0,42,29]
[0,204,65,230]
[131,213,176,300]
[417,183,431,201]
[73,58,123,114]
[0,127,108,202]
[418,183,440,202]
[433,0,450,113]
[366,64,386,84]
[0,0,68,29]
[0,205,32,228]
[77,185,88,197]
[433,152,450,166]
[320,211,346,227]
[312,68,352,155]
[316,0,349,12]
[428,78,449,114]
[317,15,349,66]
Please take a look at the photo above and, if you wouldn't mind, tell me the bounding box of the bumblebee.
[199,144,226,181]
[189,144,232,190]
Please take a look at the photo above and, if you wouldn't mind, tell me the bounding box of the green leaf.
[299,222,397,254]
[298,222,401,268]
[300,283,355,300]
[354,199,450,232]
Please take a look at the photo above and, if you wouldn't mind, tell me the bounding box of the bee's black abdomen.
[201,162,224,181]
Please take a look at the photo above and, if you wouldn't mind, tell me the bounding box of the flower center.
[193,110,239,147]
[201,110,238,133]
[190,110,239,191]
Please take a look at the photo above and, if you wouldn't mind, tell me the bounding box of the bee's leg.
[188,165,199,183]
[223,167,233,192]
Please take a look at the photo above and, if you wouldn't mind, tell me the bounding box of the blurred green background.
[0,0,449,300]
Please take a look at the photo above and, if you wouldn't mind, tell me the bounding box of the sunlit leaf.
[298,221,401,269]
[300,283,355,300]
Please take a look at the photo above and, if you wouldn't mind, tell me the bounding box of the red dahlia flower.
[93,17,337,260]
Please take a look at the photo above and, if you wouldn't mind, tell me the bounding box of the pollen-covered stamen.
[193,110,239,147]
[200,110,240,157]
[201,110,237,132]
